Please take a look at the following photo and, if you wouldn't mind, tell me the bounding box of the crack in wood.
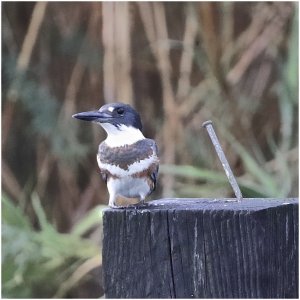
[102,198,298,298]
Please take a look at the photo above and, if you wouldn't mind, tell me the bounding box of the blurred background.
[2,1,298,298]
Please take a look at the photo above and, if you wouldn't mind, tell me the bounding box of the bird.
[72,102,159,208]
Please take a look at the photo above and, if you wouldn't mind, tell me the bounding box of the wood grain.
[102,198,298,298]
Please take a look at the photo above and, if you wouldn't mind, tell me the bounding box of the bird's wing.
[149,139,159,192]
[97,145,108,183]
[99,168,108,183]
[150,165,159,192]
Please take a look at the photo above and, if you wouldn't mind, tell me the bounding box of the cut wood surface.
[102,198,298,298]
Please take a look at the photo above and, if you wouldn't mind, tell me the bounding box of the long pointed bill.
[72,110,112,122]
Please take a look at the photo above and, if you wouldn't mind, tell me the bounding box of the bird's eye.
[116,108,124,115]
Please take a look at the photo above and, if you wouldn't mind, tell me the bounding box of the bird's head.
[72,103,143,130]
[72,103,144,146]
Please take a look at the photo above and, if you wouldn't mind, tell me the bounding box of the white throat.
[99,123,145,147]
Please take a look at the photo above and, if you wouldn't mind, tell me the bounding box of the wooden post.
[102,198,298,298]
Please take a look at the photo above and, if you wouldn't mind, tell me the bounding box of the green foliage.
[282,7,298,104]
[2,194,105,298]
[160,134,294,198]
[221,129,283,197]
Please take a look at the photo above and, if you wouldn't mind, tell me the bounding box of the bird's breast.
[106,176,152,199]
[97,139,159,177]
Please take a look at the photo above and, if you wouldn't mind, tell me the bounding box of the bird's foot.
[126,201,148,209]
[137,200,148,208]
[109,204,126,209]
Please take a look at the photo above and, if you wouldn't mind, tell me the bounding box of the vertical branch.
[177,4,198,102]
[138,2,175,111]
[102,2,133,104]
[220,2,234,72]
[152,3,175,113]
[137,2,156,46]
[115,3,133,105]
[198,3,221,76]
[102,3,116,101]
[16,2,48,71]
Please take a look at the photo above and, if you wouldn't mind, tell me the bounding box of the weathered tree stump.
[102,198,298,298]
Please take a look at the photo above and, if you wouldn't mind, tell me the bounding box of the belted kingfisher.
[72,102,159,208]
